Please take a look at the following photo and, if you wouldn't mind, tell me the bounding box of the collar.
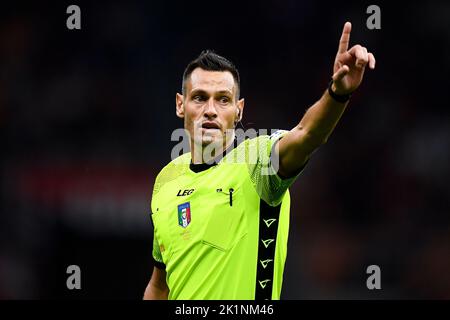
[189,138,238,173]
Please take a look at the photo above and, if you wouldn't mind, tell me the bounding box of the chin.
[201,136,219,146]
[203,134,226,147]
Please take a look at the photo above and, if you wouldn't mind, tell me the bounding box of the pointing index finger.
[338,22,352,54]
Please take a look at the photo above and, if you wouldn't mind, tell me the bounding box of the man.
[144,22,375,300]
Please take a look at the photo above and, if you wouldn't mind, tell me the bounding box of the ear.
[176,93,184,118]
[236,98,245,121]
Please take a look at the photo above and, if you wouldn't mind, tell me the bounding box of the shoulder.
[222,130,290,165]
[153,152,191,197]
[244,129,290,146]
[241,129,291,156]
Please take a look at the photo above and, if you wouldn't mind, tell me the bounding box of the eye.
[219,96,230,104]
[192,95,206,102]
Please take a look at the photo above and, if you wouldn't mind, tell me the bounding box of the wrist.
[328,79,351,103]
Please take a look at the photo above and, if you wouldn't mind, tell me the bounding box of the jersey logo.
[259,279,271,289]
[177,202,191,228]
[261,239,275,248]
[263,218,276,228]
[260,259,273,269]
[177,189,194,196]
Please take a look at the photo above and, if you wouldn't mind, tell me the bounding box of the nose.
[203,97,218,119]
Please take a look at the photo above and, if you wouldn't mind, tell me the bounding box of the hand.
[332,22,376,95]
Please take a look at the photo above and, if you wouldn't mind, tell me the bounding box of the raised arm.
[277,22,376,178]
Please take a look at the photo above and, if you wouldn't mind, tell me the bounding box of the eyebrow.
[215,90,233,96]
[189,89,233,96]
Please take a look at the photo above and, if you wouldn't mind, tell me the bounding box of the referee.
[144,22,375,300]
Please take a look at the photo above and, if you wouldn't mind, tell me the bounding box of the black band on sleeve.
[153,258,166,270]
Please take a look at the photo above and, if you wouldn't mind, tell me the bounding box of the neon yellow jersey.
[150,130,305,300]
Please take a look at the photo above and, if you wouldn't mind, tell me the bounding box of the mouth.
[201,122,221,130]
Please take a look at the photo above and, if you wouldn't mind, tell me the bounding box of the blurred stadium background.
[1,0,449,299]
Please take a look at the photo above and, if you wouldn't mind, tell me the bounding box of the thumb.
[332,65,349,82]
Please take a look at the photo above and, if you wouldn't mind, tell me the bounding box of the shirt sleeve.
[152,230,166,269]
[246,129,307,206]
[150,208,166,269]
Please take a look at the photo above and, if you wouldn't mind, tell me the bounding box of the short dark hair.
[182,50,240,99]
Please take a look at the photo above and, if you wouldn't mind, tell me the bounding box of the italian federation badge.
[178,202,191,228]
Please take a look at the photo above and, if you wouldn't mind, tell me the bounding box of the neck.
[191,132,235,164]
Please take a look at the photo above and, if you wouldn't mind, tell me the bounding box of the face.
[176,68,244,150]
